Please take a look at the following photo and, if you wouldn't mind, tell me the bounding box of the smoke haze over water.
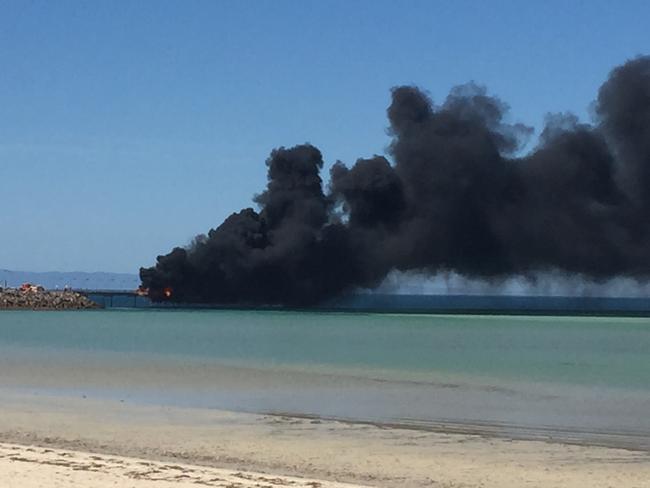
[141,56,650,305]
[372,270,650,298]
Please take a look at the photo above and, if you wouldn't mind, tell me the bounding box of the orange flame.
[163,287,173,298]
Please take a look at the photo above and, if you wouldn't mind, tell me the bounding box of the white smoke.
[370,269,650,297]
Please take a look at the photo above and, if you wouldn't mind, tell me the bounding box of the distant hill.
[0,270,140,291]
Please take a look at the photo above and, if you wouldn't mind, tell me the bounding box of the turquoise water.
[1,309,649,389]
[1,309,649,447]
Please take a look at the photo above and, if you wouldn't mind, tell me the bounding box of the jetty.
[75,290,650,316]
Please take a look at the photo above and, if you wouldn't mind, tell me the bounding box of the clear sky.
[0,0,648,273]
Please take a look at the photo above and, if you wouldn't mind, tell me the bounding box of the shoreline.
[262,411,650,452]
[3,382,650,452]
[1,391,649,487]
[2,342,649,452]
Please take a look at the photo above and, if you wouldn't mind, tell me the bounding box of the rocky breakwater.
[0,289,101,310]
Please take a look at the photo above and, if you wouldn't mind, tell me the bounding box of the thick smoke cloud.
[141,56,650,305]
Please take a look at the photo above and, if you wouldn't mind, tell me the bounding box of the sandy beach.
[1,390,649,488]
[0,442,368,488]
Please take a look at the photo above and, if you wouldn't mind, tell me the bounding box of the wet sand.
[1,390,649,488]
[2,345,649,451]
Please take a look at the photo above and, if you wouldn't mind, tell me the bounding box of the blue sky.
[0,0,648,273]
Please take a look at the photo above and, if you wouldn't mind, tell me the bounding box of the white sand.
[0,442,368,487]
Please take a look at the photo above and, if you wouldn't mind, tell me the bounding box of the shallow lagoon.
[1,309,649,448]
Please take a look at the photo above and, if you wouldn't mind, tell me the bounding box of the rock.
[0,289,101,310]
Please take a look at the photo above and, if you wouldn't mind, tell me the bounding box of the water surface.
[1,309,649,448]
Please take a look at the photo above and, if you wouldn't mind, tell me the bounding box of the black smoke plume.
[140,56,650,305]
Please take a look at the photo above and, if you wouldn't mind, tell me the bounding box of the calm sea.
[1,309,649,448]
